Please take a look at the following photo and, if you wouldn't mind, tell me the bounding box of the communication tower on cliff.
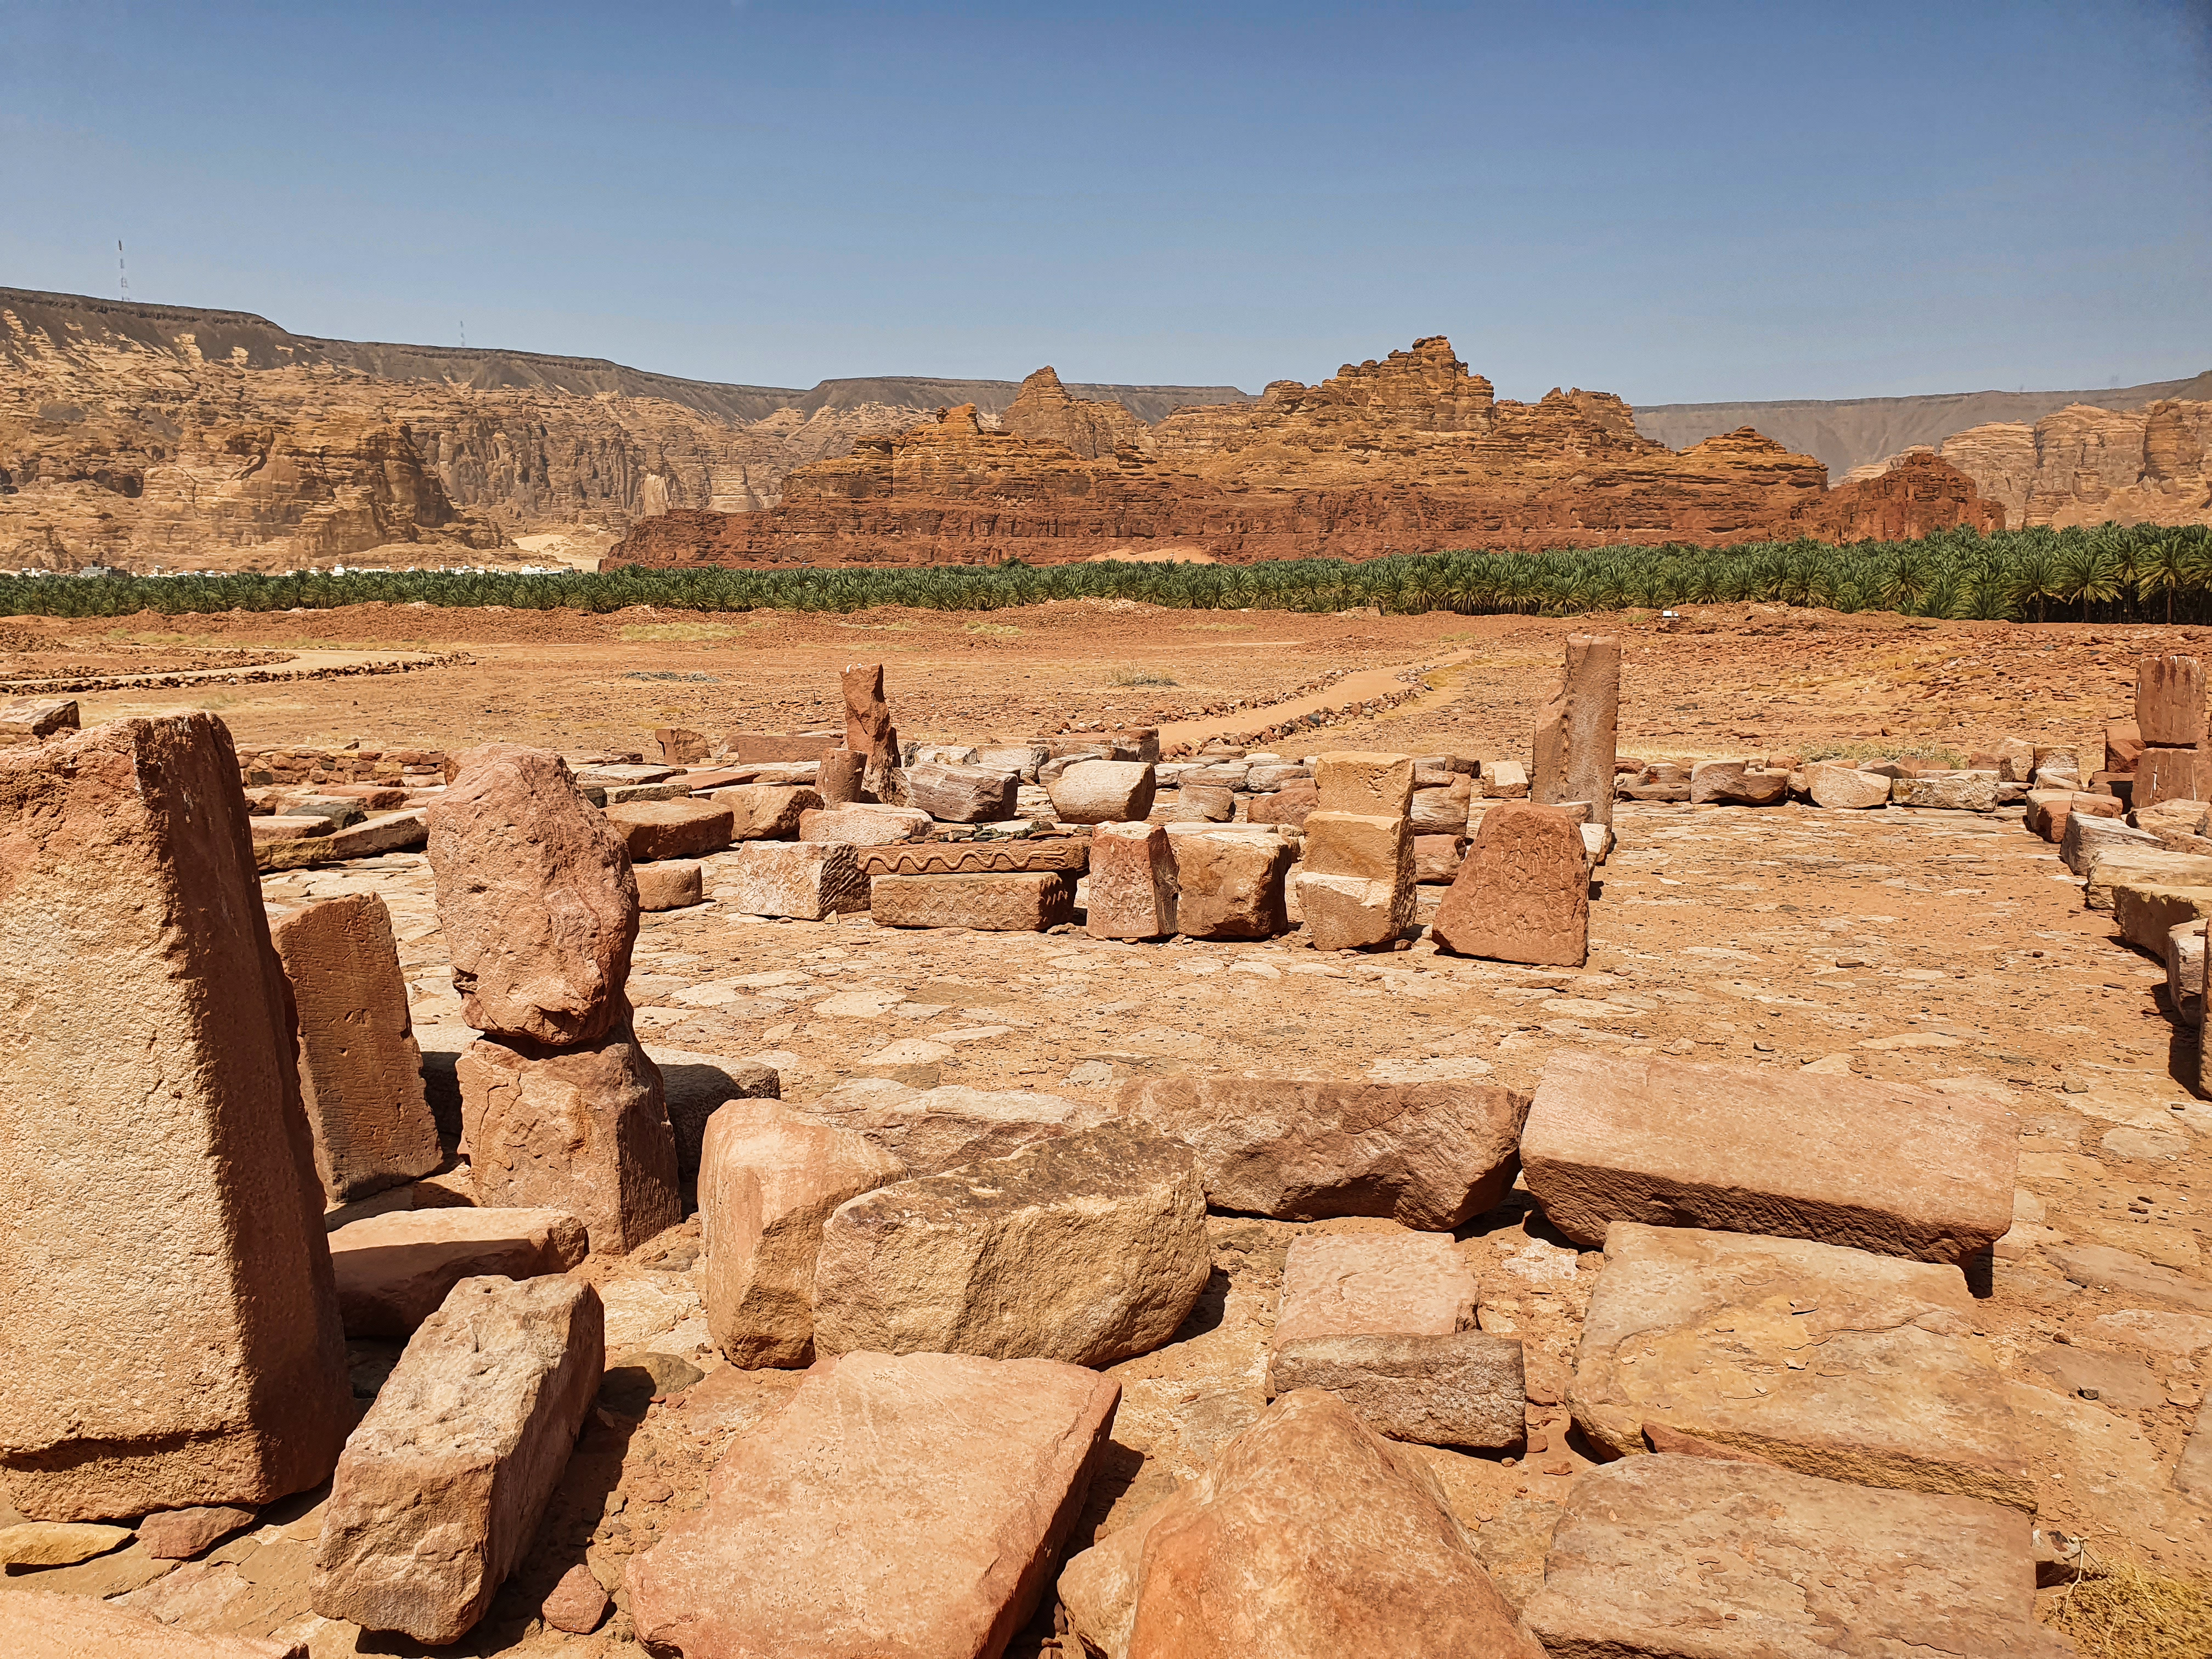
[117,241,128,301]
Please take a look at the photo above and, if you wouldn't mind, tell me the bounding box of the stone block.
[1175,782,1236,821]
[1479,757,1531,800]
[137,1504,257,1560]
[310,1276,602,1644]
[840,662,902,802]
[1048,759,1158,824]
[1087,820,1177,939]
[0,1595,307,1658]
[1520,1049,2017,1265]
[805,1078,1112,1176]
[2105,718,2146,775]
[974,743,1045,780]
[713,840,870,919]
[1246,763,1311,791]
[2025,788,2121,841]
[455,1015,681,1256]
[1296,870,1418,951]
[905,760,1019,823]
[1171,830,1292,939]
[816,747,864,804]
[2062,810,2164,878]
[1408,781,1471,834]
[701,1100,905,1368]
[2171,919,2205,1026]
[1522,1457,2055,1659]
[1889,772,1999,811]
[2113,878,2212,957]
[2137,653,2206,747]
[601,797,734,862]
[870,870,1076,930]
[1058,1389,1527,1659]
[1572,1223,2031,1508]
[327,1206,588,1337]
[1412,832,1466,882]
[1272,1232,1477,1353]
[2082,843,2212,909]
[797,803,933,844]
[2136,743,2212,811]
[643,1046,782,1181]
[726,730,840,763]
[628,1352,1119,1659]
[1691,760,1791,805]
[1247,781,1319,826]
[652,725,710,765]
[708,783,822,840]
[1807,763,1893,810]
[270,893,442,1206]
[0,714,349,1522]
[427,744,637,1047]
[255,807,428,871]
[1313,751,1414,816]
[634,858,704,911]
[1431,800,1589,967]
[0,696,79,743]
[1123,1075,1527,1231]
[856,838,1086,876]
[251,813,335,842]
[1301,808,1408,881]
[1266,1331,1526,1449]
[814,1123,1209,1367]
[1532,632,1621,828]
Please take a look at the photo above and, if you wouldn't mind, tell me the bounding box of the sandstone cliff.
[1847,399,2212,530]
[1001,368,1155,460]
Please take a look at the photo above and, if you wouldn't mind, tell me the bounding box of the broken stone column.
[817,746,865,804]
[270,893,443,1205]
[1087,820,1178,939]
[0,714,351,1521]
[1296,751,1417,951]
[1430,801,1589,967]
[311,1274,603,1645]
[1531,632,1621,830]
[2134,653,2208,809]
[842,662,905,804]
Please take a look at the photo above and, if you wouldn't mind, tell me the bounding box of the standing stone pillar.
[2132,655,2208,810]
[0,714,351,1520]
[1531,634,1621,830]
[842,663,905,806]
[428,746,680,1256]
[818,747,865,805]
[1296,752,1416,951]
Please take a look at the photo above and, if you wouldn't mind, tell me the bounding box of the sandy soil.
[3,598,2207,1652]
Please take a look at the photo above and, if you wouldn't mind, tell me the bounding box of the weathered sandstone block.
[841,662,903,802]
[1057,1390,1530,1659]
[270,893,442,1205]
[1691,759,1791,805]
[1313,749,1414,815]
[2081,842,2212,908]
[708,783,822,840]
[1430,801,1588,967]
[634,858,704,911]
[1267,1332,1526,1450]
[713,840,869,919]
[1048,759,1157,824]
[645,1046,782,1181]
[628,1351,1119,1657]
[856,837,1086,876]
[1120,1076,1527,1230]
[328,1207,589,1337]
[2062,810,2163,878]
[1247,780,1318,825]
[1413,832,1468,882]
[2138,653,2206,747]
[1532,633,1621,830]
[2135,743,2212,810]
[1272,1232,1477,1352]
[870,870,1076,930]
[1171,830,1292,938]
[814,1122,1209,1367]
[1408,780,1472,835]
[700,1100,904,1368]
[456,1014,681,1256]
[138,1504,258,1560]
[311,1275,602,1645]
[805,1078,1111,1175]
[1519,1050,2017,1264]
[1175,782,1236,821]
[1087,820,1177,938]
[1890,773,1998,811]
[427,744,637,1047]
[2113,878,2212,957]
[1807,763,1892,810]
[1296,865,1416,950]
[601,797,733,862]
[2171,918,2205,1026]
[0,696,79,743]
[0,714,349,1522]
[1572,1223,2031,1508]
[2025,787,2120,840]
[0,1594,307,1658]
[1522,1457,2054,1659]
[797,802,933,844]
[1481,758,1531,799]
[905,760,1019,823]
[816,747,864,804]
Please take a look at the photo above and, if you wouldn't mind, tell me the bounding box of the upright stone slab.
[627,1352,1121,1659]
[1573,1223,2032,1508]
[1057,1390,1529,1659]
[841,662,904,803]
[1430,801,1589,967]
[1520,1050,2017,1265]
[700,1100,904,1368]
[1531,632,1621,830]
[1271,1232,1477,1354]
[1087,820,1177,938]
[2137,652,2206,747]
[813,1122,1210,1367]
[1120,1076,1528,1230]
[1523,1457,2055,1659]
[2135,743,2212,811]
[817,746,864,804]
[311,1276,603,1645]
[270,893,442,1205]
[456,1011,681,1255]
[1298,751,1416,951]
[0,714,351,1521]
[426,744,638,1047]
[1171,830,1292,939]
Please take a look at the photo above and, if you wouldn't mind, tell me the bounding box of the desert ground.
[4,599,2208,1654]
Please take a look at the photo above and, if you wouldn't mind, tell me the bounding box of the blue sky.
[3,1,2207,403]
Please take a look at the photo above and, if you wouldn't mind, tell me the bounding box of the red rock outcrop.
[1801,450,2005,540]
[1001,367,1154,460]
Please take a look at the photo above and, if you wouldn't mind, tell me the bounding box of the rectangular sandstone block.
[726,730,841,763]
[311,1276,602,1645]
[2135,743,2212,811]
[1171,831,1292,939]
[870,871,1077,932]
[1480,758,1530,799]
[2025,788,2121,841]
[0,714,351,1521]
[2112,878,2212,957]
[715,840,870,919]
[1523,1457,2051,1659]
[1087,821,1176,939]
[855,838,1087,877]
[1520,1051,2017,1265]
[2061,810,2162,877]
[1301,809,1410,882]
[1412,833,1466,883]
[1295,870,1415,951]
[2081,843,2212,909]
[0,696,80,744]
[1313,752,1414,816]
[709,783,822,840]
[1266,1331,1525,1450]
[798,803,933,845]
[257,808,430,871]
[601,797,735,861]
[1272,1233,1477,1353]
[1572,1223,2031,1509]
[2137,654,2206,747]
[328,1206,589,1338]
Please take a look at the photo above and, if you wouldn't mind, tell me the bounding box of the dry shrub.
[2047,1555,2212,1658]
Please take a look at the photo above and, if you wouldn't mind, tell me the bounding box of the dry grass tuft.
[2047,1555,2212,1658]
